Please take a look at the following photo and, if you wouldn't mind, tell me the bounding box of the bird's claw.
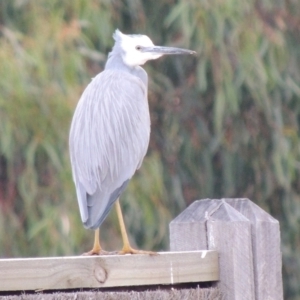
[82,249,110,256]
[81,248,157,256]
[118,246,157,256]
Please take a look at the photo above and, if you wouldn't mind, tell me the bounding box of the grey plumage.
[69,29,195,230]
[70,69,150,229]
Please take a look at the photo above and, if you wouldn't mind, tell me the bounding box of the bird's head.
[113,29,196,67]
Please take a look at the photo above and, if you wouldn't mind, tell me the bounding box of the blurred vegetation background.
[0,0,299,298]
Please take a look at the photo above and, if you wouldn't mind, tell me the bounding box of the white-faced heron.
[69,29,195,255]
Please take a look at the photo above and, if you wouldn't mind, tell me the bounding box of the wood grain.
[170,199,256,300]
[0,251,218,292]
[224,198,283,300]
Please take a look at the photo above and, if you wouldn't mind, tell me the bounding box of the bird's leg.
[115,198,156,255]
[82,228,109,255]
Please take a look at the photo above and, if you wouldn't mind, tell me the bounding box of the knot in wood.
[94,265,107,283]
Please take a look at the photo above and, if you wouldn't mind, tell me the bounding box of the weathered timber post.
[169,198,283,300]
[224,198,283,300]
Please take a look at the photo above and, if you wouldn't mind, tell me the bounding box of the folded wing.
[69,70,150,229]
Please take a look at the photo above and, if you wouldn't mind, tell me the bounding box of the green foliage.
[0,0,300,298]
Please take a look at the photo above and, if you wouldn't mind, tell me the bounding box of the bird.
[69,29,195,255]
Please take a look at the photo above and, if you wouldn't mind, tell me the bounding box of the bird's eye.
[135,46,142,51]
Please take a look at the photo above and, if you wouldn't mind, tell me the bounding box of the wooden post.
[170,198,283,300]
[224,198,283,300]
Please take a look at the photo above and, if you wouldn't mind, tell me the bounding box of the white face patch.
[119,34,163,67]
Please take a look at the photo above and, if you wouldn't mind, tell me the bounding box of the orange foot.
[82,249,110,256]
[118,245,157,256]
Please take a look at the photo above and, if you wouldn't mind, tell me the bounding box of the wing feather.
[69,70,150,228]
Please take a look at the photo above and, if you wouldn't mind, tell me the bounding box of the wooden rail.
[0,250,218,292]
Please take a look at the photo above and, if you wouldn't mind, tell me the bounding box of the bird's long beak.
[142,46,196,55]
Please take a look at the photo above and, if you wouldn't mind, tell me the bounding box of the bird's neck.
[105,52,130,71]
[105,52,148,87]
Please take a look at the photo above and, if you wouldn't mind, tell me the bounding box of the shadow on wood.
[0,286,222,300]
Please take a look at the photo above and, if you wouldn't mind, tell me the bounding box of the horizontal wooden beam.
[0,251,218,292]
